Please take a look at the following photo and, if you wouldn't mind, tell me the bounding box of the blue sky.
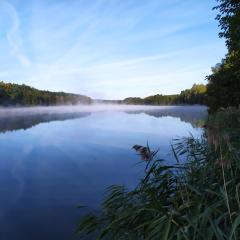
[0,0,226,99]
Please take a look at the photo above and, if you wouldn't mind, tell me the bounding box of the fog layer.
[0,104,207,117]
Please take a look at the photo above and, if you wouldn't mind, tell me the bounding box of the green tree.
[207,0,240,111]
[123,84,207,106]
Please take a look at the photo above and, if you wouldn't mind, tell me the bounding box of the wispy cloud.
[0,0,226,98]
[2,1,31,67]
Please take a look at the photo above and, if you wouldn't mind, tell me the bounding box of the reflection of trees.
[0,112,91,133]
[125,106,208,128]
[0,106,208,133]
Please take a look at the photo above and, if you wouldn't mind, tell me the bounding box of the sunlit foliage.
[0,81,91,106]
[123,84,207,105]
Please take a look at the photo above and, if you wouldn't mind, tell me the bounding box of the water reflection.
[125,106,207,128]
[0,105,207,133]
[0,112,91,133]
[0,105,206,240]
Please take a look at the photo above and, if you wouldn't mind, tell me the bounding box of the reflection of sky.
[0,109,204,240]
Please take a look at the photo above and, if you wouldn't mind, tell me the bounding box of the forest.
[0,81,91,106]
[0,81,207,106]
[123,84,207,105]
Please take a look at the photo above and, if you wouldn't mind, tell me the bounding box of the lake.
[0,105,207,240]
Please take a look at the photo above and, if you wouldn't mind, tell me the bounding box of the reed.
[77,109,240,240]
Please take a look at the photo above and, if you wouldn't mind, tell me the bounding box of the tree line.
[123,84,207,105]
[0,81,91,106]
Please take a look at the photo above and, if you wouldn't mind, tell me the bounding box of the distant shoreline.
[0,81,207,107]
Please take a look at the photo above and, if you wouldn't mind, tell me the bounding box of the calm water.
[0,105,207,240]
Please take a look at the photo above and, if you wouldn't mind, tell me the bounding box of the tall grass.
[77,109,240,240]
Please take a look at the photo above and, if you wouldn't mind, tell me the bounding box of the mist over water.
[0,105,207,240]
[0,104,207,115]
